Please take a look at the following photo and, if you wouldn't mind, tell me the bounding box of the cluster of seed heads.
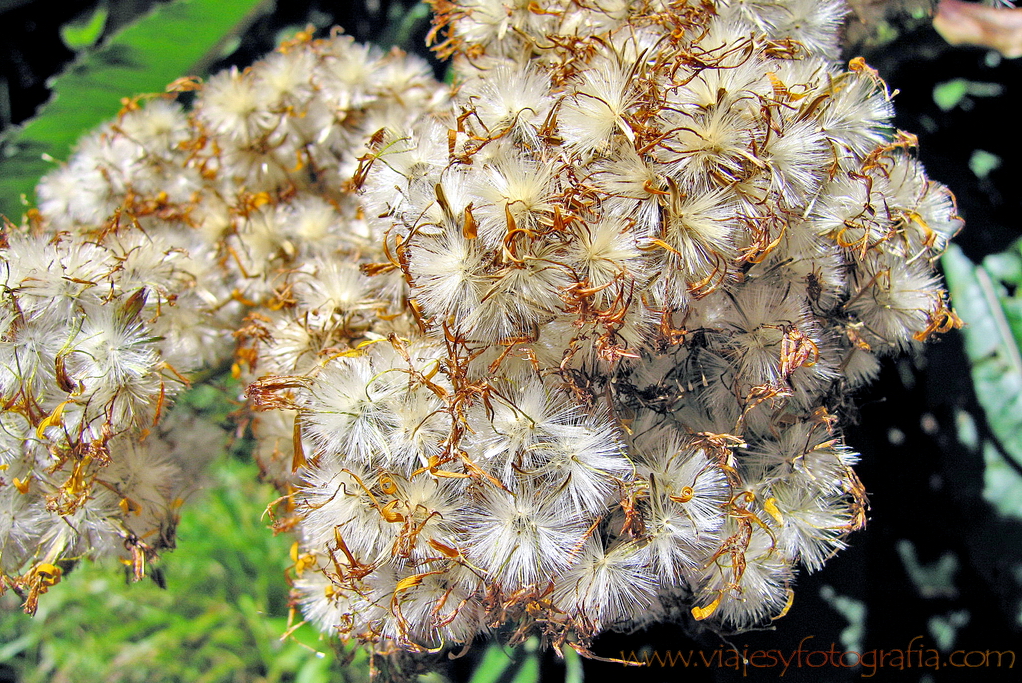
[1,29,443,611]
[1,0,961,656]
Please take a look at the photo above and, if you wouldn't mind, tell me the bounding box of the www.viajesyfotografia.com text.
[619,635,1015,677]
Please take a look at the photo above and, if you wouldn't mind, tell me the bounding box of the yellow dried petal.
[35,400,74,439]
[772,589,796,621]
[395,574,423,593]
[691,594,722,621]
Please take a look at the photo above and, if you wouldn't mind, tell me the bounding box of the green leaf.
[508,638,541,683]
[469,643,517,683]
[563,646,584,683]
[60,5,109,50]
[982,441,1022,519]
[942,243,1022,506]
[0,0,273,220]
[509,655,540,683]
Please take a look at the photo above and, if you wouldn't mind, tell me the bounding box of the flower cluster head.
[2,31,444,605]
[273,0,961,650]
[0,226,220,609]
[1,0,962,658]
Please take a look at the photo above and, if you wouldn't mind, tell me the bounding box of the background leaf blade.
[0,0,272,219]
[942,243,1022,494]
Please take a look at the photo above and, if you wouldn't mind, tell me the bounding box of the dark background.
[2,1,1020,681]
